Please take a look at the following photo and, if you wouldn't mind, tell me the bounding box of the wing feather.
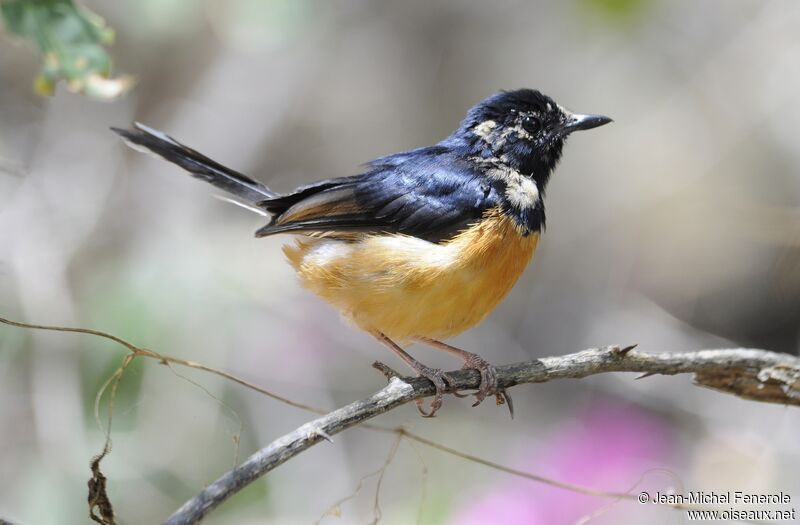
[256,152,499,243]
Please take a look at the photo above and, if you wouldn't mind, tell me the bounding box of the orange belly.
[282,209,538,341]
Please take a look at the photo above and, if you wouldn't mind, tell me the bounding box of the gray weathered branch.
[164,346,800,525]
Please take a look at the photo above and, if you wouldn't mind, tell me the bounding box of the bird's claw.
[459,354,514,418]
[413,365,454,417]
[495,388,514,419]
[460,353,498,406]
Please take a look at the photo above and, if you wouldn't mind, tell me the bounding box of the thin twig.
[0,316,325,415]
[389,427,630,498]
[406,438,429,525]
[0,315,323,524]
[164,346,799,524]
[370,434,402,525]
[3,316,797,525]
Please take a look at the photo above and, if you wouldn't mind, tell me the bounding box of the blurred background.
[1,0,799,523]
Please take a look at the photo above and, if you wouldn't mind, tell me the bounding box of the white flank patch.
[305,240,353,267]
[372,235,459,268]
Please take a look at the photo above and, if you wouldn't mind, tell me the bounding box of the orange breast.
[283,209,539,341]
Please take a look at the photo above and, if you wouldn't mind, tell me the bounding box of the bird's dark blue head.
[446,89,612,189]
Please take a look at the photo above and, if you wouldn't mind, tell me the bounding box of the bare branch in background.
[165,345,800,525]
[2,316,796,525]
[0,315,322,524]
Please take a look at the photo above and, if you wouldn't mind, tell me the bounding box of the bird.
[112,89,611,417]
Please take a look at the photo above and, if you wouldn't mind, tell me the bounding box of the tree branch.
[164,345,800,525]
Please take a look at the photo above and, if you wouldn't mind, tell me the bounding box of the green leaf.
[0,0,133,100]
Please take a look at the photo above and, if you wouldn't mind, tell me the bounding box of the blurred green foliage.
[0,0,132,99]
[579,0,653,24]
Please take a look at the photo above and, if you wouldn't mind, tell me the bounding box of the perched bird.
[113,89,611,416]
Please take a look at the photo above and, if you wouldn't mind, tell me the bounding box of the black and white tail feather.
[112,123,277,213]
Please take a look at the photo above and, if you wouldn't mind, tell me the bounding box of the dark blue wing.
[256,150,500,243]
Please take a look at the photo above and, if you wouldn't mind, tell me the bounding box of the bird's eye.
[521,115,540,134]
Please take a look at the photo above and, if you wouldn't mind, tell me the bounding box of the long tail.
[111,122,277,203]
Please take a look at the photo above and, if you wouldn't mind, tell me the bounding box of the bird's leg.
[370,331,452,417]
[415,338,512,414]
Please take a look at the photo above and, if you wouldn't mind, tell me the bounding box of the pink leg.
[415,337,512,416]
[370,331,453,417]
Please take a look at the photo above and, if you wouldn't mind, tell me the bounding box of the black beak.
[562,113,613,134]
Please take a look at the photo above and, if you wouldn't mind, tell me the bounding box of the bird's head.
[450,89,611,188]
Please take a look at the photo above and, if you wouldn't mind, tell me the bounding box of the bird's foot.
[459,352,514,418]
[459,352,497,406]
[369,331,458,418]
[410,363,454,417]
[415,337,514,418]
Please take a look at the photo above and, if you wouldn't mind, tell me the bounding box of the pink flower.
[452,403,673,525]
